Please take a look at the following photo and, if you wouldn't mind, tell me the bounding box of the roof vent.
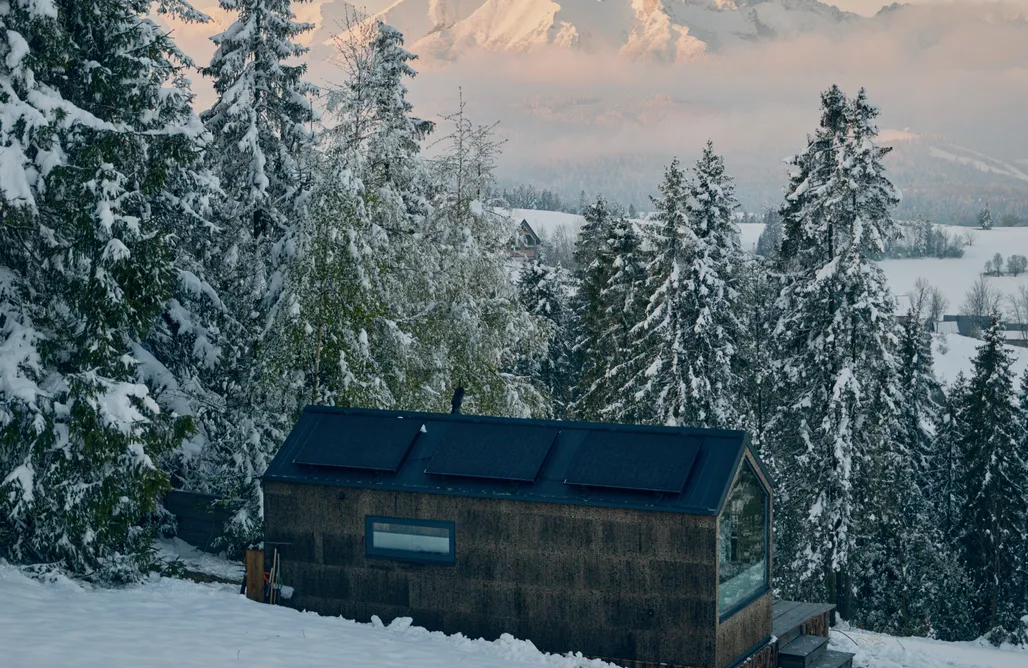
[450,387,465,415]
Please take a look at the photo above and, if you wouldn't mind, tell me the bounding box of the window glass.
[718,462,769,617]
[365,516,454,564]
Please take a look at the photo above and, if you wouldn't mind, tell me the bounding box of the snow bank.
[2,561,1024,668]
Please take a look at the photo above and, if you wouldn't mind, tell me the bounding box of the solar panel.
[424,422,558,482]
[292,414,425,472]
[563,430,700,494]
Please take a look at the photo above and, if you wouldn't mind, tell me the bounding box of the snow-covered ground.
[2,563,1024,668]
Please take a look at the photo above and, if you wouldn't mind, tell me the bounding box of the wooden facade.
[262,406,774,668]
[264,483,771,667]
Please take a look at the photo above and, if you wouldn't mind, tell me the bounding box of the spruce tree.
[569,198,619,421]
[0,0,209,578]
[956,318,1028,642]
[769,86,901,613]
[188,0,317,551]
[979,202,994,231]
[852,304,973,639]
[517,261,577,418]
[627,145,743,430]
[574,208,648,423]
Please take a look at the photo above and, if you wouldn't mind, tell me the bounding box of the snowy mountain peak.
[336,0,861,63]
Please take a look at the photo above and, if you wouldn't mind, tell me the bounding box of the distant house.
[262,399,854,668]
[939,315,1028,346]
[510,219,541,260]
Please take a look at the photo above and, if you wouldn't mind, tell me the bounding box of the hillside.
[2,563,1024,668]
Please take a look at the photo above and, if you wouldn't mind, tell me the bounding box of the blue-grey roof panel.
[564,430,700,493]
[425,421,558,482]
[264,406,766,516]
[292,413,424,472]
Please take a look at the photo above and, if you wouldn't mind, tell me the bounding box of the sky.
[161,0,1028,205]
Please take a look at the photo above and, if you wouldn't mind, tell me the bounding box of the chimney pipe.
[450,387,465,415]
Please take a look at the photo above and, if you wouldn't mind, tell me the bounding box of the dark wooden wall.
[264,481,767,668]
[164,490,230,553]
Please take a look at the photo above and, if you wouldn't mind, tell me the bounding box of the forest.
[0,0,1026,649]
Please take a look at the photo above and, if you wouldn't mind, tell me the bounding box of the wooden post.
[245,548,264,602]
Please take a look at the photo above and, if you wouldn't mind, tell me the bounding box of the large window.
[718,462,770,619]
[365,516,455,564]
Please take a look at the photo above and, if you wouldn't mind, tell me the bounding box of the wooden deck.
[772,600,836,649]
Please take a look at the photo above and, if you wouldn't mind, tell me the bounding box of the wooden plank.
[245,549,264,602]
[773,600,802,620]
[772,603,836,639]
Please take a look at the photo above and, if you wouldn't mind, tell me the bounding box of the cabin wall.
[716,591,773,668]
[263,481,724,667]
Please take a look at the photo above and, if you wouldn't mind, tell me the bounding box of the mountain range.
[315,0,868,63]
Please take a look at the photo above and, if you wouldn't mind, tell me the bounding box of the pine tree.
[627,145,743,430]
[756,209,783,258]
[517,261,577,418]
[186,0,317,551]
[0,0,210,578]
[979,202,994,231]
[852,303,973,639]
[569,198,619,421]
[769,86,901,613]
[574,208,648,423]
[956,318,1028,642]
[736,257,781,452]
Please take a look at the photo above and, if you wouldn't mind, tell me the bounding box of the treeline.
[521,88,1028,644]
[1,0,1026,647]
[0,2,546,579]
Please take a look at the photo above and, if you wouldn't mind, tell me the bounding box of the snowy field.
[2,563,1025,668]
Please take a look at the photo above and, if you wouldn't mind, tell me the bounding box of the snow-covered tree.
[177,0,317,552]
[573,205,648,423]
[627,144,743,430]
[517,261,577,418]
[768,86,901,613]
[955,318,1028,642]
[979,202,994,231]
[736,257,781,452]
[0,0,213,578]
[756,209,783,258]
[416,97,548,417]
[569,198,620,421]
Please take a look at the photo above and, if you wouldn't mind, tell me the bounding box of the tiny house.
[262,405,775,668]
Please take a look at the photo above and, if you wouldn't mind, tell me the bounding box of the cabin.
[262,401,852,668]
[511,219,541,259]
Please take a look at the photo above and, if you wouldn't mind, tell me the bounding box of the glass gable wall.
[718,461,769,618]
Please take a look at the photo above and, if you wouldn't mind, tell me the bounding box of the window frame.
[364,515,456,565]
[717,459,771,623]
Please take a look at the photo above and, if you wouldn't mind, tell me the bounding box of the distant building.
[510,219,541,260]
[939,315,1028,346]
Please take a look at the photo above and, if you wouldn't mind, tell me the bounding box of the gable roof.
[263,406,770,516]
[519,219,540,242]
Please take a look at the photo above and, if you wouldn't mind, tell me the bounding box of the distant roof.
[263,407,768,516]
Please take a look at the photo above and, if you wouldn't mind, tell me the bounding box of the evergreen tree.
[627,145,743,430]
[0,0,209,578]
[956,318,1028,642]
[756,209,783,258]
[575,209,648,423]
[852,303,973,639]
[979,202,994,231]
[517,261,577,418]
[736,256,781,452]
[188,0,317,551]
[569,198,619,421]
[769,86,901,613]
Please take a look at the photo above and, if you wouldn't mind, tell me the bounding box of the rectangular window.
[365,516,455,564]
[718,461,770,621]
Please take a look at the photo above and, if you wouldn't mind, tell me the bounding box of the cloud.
[159,0,1028,206]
